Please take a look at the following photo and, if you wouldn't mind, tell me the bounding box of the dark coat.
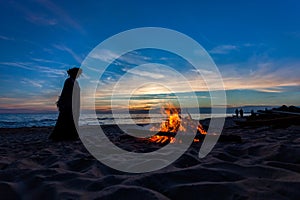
[49,77,80,141]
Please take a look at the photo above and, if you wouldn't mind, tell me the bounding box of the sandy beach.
[0,117,300,199]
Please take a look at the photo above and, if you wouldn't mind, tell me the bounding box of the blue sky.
[0,0,299,112]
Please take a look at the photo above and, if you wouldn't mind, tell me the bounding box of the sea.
[0,106,276,128]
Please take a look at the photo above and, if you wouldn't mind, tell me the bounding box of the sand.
[0,118,300,200]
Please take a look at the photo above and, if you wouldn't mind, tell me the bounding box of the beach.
[0,117,300,199]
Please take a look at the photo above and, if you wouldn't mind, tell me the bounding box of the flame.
[149,135,176,143]
[149,103,206,143]
[150,103,184,133]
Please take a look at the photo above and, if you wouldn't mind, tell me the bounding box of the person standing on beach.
[49,67,82,141]
[239,108,244,118]
[235,109,239,118]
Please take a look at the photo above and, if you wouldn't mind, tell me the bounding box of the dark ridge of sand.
[0,118,300,199]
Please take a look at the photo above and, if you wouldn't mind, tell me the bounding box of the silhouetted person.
[49,67,82,141]
[251,109,255,116]
[239,108,244,118]
[235,109,239,118]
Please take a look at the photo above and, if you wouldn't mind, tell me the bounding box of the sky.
[0,0,300,113]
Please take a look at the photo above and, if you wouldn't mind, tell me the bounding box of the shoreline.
[0,115,228,130]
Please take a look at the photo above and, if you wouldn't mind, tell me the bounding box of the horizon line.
[0,104,297,114]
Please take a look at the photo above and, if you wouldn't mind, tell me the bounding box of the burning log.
[148,131,241,143]
[147,103,208,143]
[149,103,207,134]
[120,129,241,144]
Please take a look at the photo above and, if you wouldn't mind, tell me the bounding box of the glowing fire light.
[149,103,206,143]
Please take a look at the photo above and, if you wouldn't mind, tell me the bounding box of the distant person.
[239,108,244,118]
[235,109,239,118]
[49,67,82,141]
[251,109,255,116]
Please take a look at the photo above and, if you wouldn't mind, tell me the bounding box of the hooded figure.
[49,67,82,141]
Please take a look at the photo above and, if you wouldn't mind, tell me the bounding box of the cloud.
[11,1,57,26]
[25,13,57,26]
[0,95,58,112]
[209,45,238,54]
[89,49,119,63]
[21,78,44,88]
[53,44,83,63]
[30,58,67,65]
[82,57,300,110]
[85,65,103,73]
[35,65,65,77]
[89,49,151,66]
[11,0,84,32]
[0,35,15,41]
[118,51,151,66]
[0,62,33,70]
[126,67,165,79]
[219,60,300,92]
[36,0,84,33]
[0,61,66,78]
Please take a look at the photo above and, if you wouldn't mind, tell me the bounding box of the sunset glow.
[0,1,299,113]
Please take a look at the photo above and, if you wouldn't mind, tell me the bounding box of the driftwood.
[120,130,242,143]
[154,131,242,143]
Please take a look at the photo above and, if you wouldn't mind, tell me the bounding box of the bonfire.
[149,103,206,143]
